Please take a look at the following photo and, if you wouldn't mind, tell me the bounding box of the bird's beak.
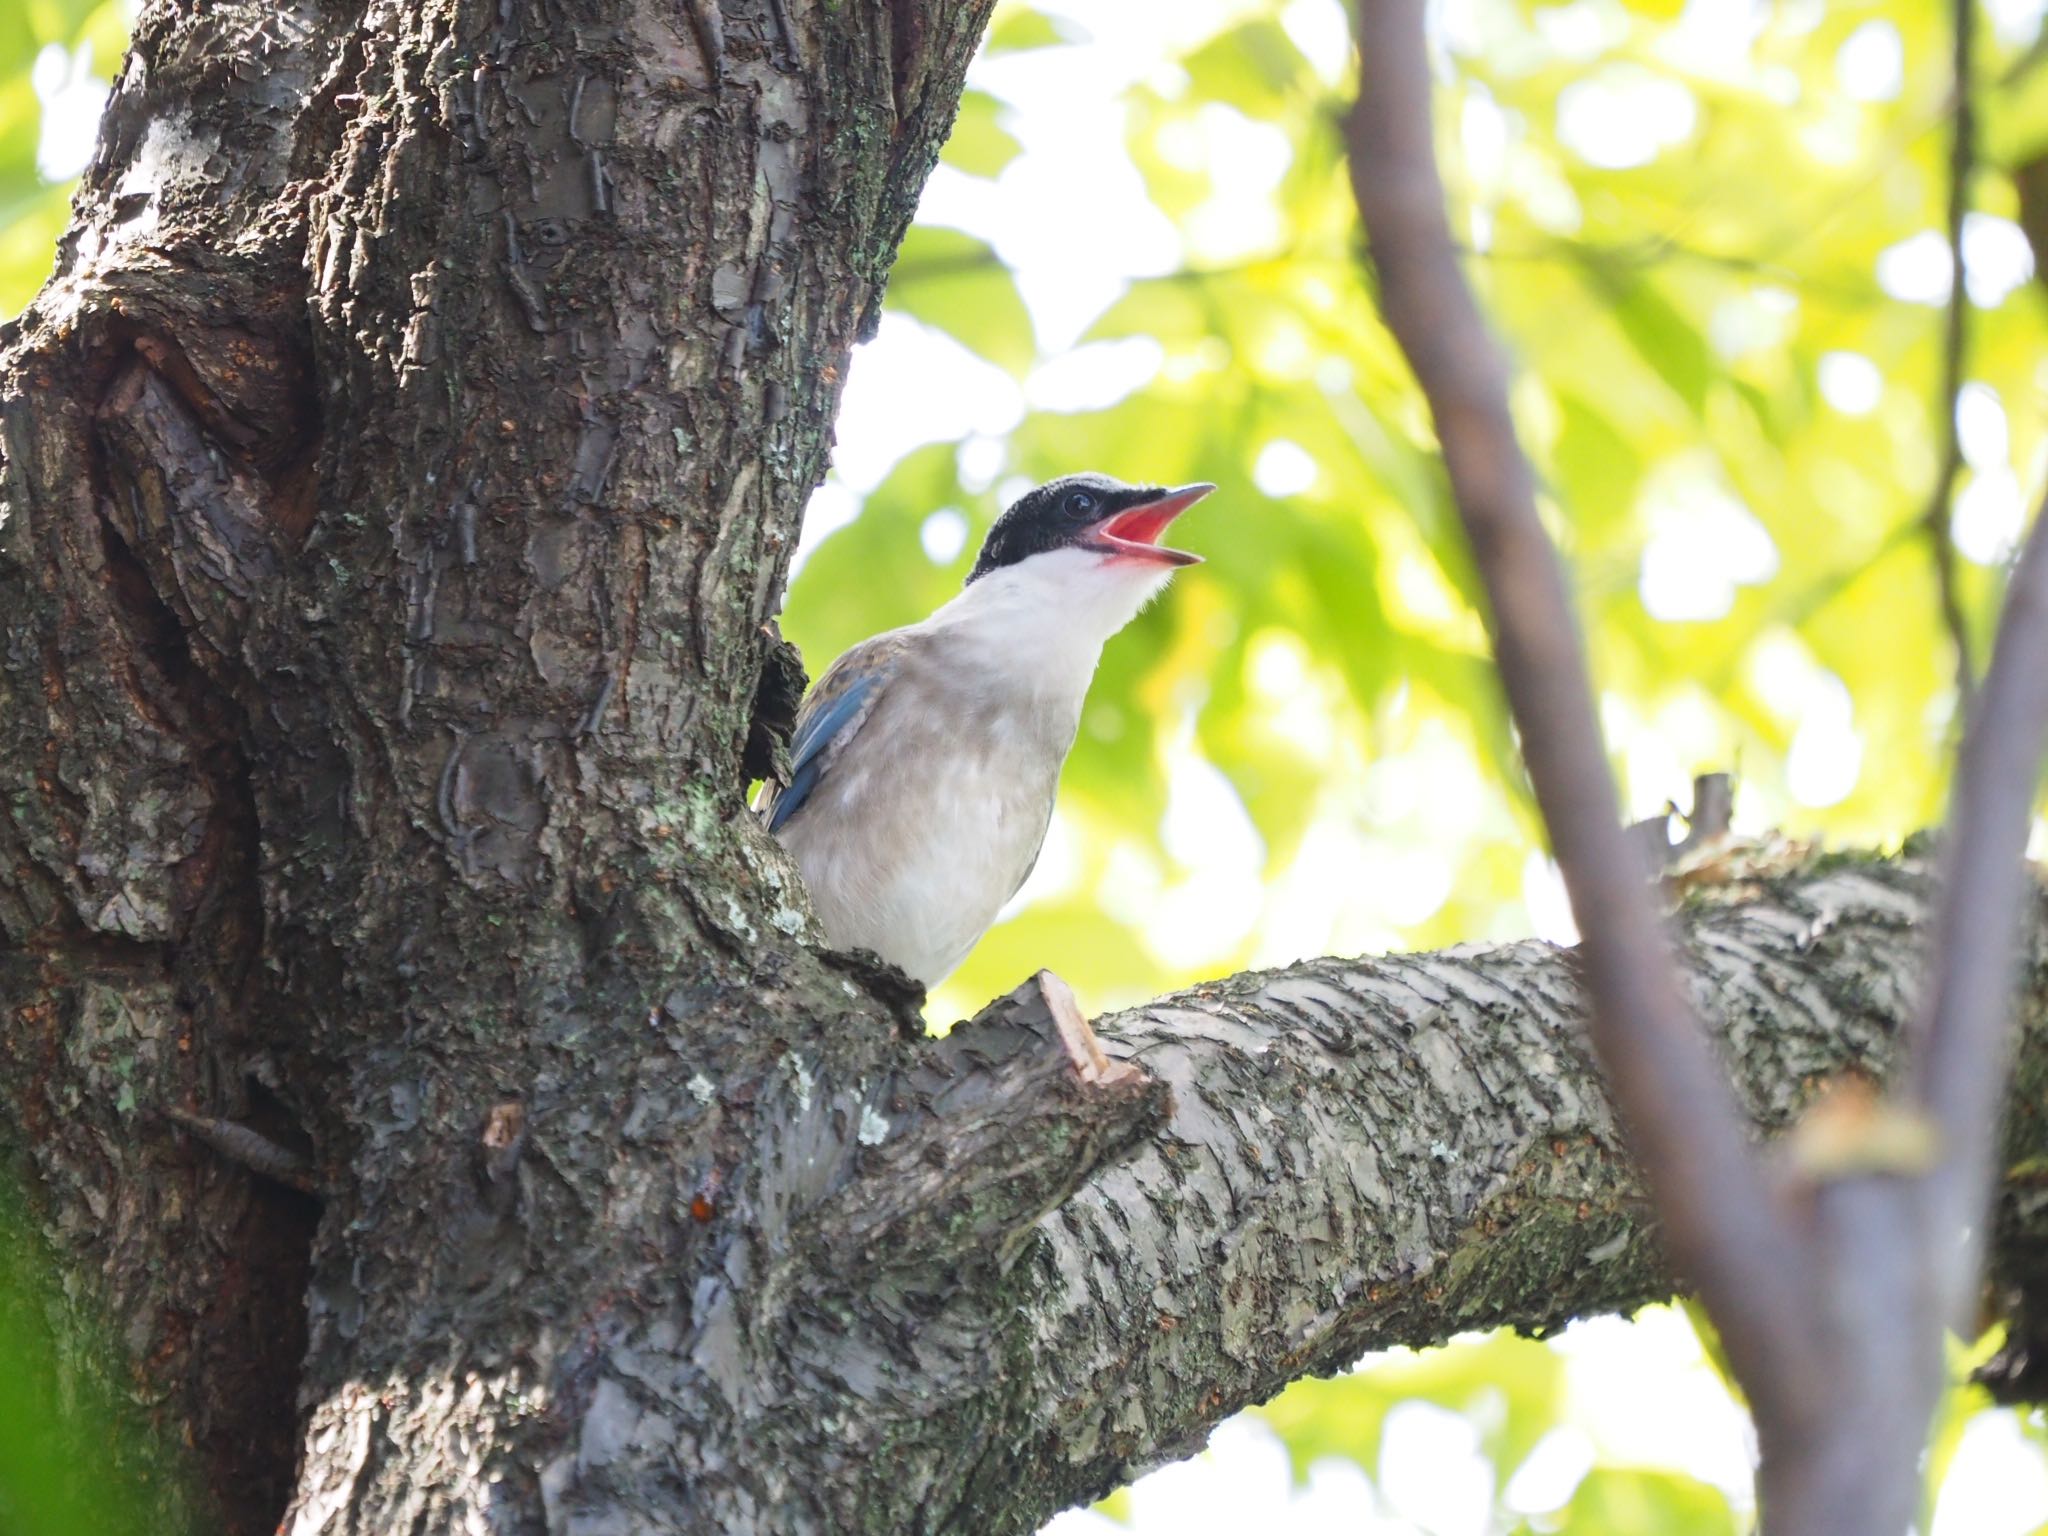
[1087,482,1215,567]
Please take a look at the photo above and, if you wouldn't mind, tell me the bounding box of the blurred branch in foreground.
[1346,0,1816,1446]
[1346,1,2048,1530]
[1922,0,1979,709]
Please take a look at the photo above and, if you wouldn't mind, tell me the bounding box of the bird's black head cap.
[967,473,1172,584]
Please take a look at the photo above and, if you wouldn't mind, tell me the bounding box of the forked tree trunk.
[0,2,996,1529]
[15,8,2048,1536]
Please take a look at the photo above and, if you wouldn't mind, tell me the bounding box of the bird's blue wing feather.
[763,644,898,833]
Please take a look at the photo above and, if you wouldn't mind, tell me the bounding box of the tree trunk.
[0,2,994,1530]
[8,8,2048,1536]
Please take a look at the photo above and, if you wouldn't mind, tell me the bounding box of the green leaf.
[1573,257,1714,418]
[1550,393,1644,539]
[941,89,1022,180]
[1565,1468,1738,1536]
[0,180,70,317]
[785,442,970,666]
[1181,19,1311,123]
[886,225,1036,375]
[1675,1299,1741,1400]
[1256,1331,1565,1487]
[983,5,1068,54]
[1091,1486,1133,1525]
[72,0,127,63]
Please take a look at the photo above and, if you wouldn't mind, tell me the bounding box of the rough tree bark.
[0,1,996,1530]
[6,6,2048,1536]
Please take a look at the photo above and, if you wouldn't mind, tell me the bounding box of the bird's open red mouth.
[1084,483,1214,566]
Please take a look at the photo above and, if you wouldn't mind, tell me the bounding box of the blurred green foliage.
[12,0,2048,1529]
[1259,1330,1567,1484]
[820,0,2048,1029]
[812,0,2048,1527]
[0,1182,181,1535]
[0,0,119,316]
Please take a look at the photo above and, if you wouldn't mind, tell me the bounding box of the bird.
[759,473,1215,989]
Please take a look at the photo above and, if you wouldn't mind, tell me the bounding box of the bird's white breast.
[777,548,1174,987]
[777,670,1069,987]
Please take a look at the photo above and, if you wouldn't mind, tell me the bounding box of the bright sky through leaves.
[16,0,2048,1528]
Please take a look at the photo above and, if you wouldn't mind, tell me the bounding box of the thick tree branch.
[1344,0,1818,1408]
[796,847,2048,1534]
[1,2,1002,1530]
[800,972,1170,1275]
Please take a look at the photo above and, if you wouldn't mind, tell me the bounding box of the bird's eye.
[1063,490,1098,519]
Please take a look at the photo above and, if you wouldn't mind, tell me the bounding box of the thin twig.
[161,1106,320,1195]
[1910,485,2048,1326]
[1923,0,1980,710]
[1343,0,1822,1410]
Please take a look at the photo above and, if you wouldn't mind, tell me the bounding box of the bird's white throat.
[923,547,1176,699]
